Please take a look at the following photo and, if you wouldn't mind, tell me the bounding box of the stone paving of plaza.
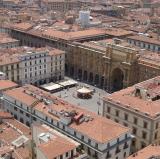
[53,78,110,115]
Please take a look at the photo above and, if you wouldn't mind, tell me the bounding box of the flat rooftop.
[103,76,160,118]
[4,84,130,144]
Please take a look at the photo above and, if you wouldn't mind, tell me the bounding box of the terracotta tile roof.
[127,35,160,45]
[4,87,38,106]
[0,33,19,44]
[0,111,13,119]
[4,84,130,143]
[34,124,79,159]
[103,76,160,118]
[12,147,31,159]
[0,117,31,159]
[0,80,18,91]
[38,138,76,159]
[42,28,106,41]
[127,145,160,159]
[0,47,63,65]
[105,28,133,37]
[0,146,13,156]
[138,52,160,67]
[11,23,33,31]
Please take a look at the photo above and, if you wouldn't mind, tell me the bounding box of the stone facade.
[66,42,139,92]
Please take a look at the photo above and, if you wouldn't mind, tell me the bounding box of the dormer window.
[135,88,141,98]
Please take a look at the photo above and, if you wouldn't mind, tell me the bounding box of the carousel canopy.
[77,87,92,94]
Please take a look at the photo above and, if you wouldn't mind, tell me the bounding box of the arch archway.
[78,69,82,80]
[111,68,124,92]
[83,71,88,81]
[89,72,93,83]
[100,76,105,88]
[70,67,74,76]
[65,64,68,74]
[95,74,99,85]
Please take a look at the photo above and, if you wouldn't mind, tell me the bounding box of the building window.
[87,148,91,155]
[106,151,111,158]
[66,152,68,157]
[26,121,30,127]
[143,121,148,129]
[107,143,110,148]
[142,131,147,139]
[79,134,83,140]
[124,142,129,149]
[124,113,128,121]
[33,117,37,121]
[20,118,24,123]
[141,142,146,149]
[132,139,136,146]
[107,107,110,113]
[20,110,23,114]
[156,122,159,129]
[115,119,119,123]
[123,123,128,127]
[26,113,30,117]
[106,115,110,119]
[132,127,137,135]
[115,110,119,117]
[133,117,138,125]
[88,139,91,144]
[154,132,158,140]
[124,152,126,158]
[14,114,17,119]
[115,146,120,154]
[14,107,17,111]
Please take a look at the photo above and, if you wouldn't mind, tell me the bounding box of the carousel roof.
[77,87,92,94]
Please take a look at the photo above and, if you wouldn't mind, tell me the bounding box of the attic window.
[135,88,141,98]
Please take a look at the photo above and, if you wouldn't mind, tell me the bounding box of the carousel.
[77,87,93,99]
